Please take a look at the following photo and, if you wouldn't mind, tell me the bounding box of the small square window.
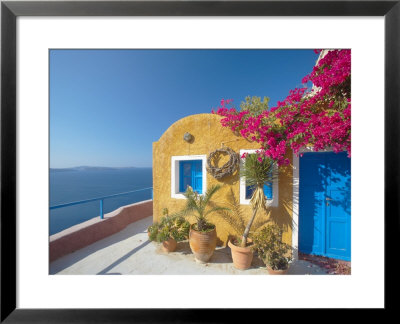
[240,149,278,206]
[171,155,207,199]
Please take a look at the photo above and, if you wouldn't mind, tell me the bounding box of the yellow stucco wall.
[153,113,293,246]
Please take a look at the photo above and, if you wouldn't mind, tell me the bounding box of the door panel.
[299,188,325,255]
[327,221,347,250]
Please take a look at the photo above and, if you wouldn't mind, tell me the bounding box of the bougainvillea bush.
[213,49,351,165]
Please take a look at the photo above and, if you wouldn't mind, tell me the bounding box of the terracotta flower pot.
[266,267,289,275]
[228,239,253,270]
[189,225,217,263]
[162,238,177,253]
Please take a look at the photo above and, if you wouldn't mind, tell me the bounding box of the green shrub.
[252,224,292,270]
[156,226,172,243]
[147,223,159,241]
[147,214,190,243]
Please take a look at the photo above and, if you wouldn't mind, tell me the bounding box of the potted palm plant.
[148,214,190,253]
[228,152,277,270]
[180,185,229,263]
[252,224,292,274]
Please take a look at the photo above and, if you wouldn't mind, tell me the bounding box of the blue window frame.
[179,160,203,194]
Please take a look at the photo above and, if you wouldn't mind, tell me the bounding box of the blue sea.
[49,168,153,235]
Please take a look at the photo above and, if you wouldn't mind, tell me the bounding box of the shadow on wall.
[255,160,294,241]
[215,168,240,186]
[213,172,294,246]
[213,188,246,244]
[271,160,294,236]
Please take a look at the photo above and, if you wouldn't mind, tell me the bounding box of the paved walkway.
[50,216,329,275]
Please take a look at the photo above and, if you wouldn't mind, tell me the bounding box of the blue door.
[299,151,351,261]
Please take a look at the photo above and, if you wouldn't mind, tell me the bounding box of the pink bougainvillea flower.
[213,49,351,164]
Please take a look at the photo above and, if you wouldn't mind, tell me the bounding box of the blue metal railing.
[50,187,153,219]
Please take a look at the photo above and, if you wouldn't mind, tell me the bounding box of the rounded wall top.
[155,113,222,143]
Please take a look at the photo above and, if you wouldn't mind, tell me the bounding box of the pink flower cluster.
[213,49,351,165]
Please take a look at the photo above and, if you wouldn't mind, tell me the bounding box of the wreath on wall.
[206,147,239,179]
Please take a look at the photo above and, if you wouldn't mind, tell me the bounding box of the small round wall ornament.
[183,132,193,142]
[206,147,239,179]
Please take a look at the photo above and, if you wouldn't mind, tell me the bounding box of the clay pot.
[228,238,253,270]
[189,225,217,263]
[162,238,177,253]
[266,267,289,275]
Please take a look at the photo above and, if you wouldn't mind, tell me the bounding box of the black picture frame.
[1,0,398,322]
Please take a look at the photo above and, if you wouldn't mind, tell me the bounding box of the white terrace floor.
[50,216,329,275]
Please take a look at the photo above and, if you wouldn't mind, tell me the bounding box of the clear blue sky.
[50,49,318,168]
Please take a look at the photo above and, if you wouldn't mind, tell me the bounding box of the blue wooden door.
[299,151,351,261]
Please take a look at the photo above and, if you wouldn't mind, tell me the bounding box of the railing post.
[100,199,104,219]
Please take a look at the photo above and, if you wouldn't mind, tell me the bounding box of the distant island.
[50,166,152,172]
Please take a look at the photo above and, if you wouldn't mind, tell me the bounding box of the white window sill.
[241,198,275,207]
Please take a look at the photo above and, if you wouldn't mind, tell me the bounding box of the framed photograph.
[1,0,398,321]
